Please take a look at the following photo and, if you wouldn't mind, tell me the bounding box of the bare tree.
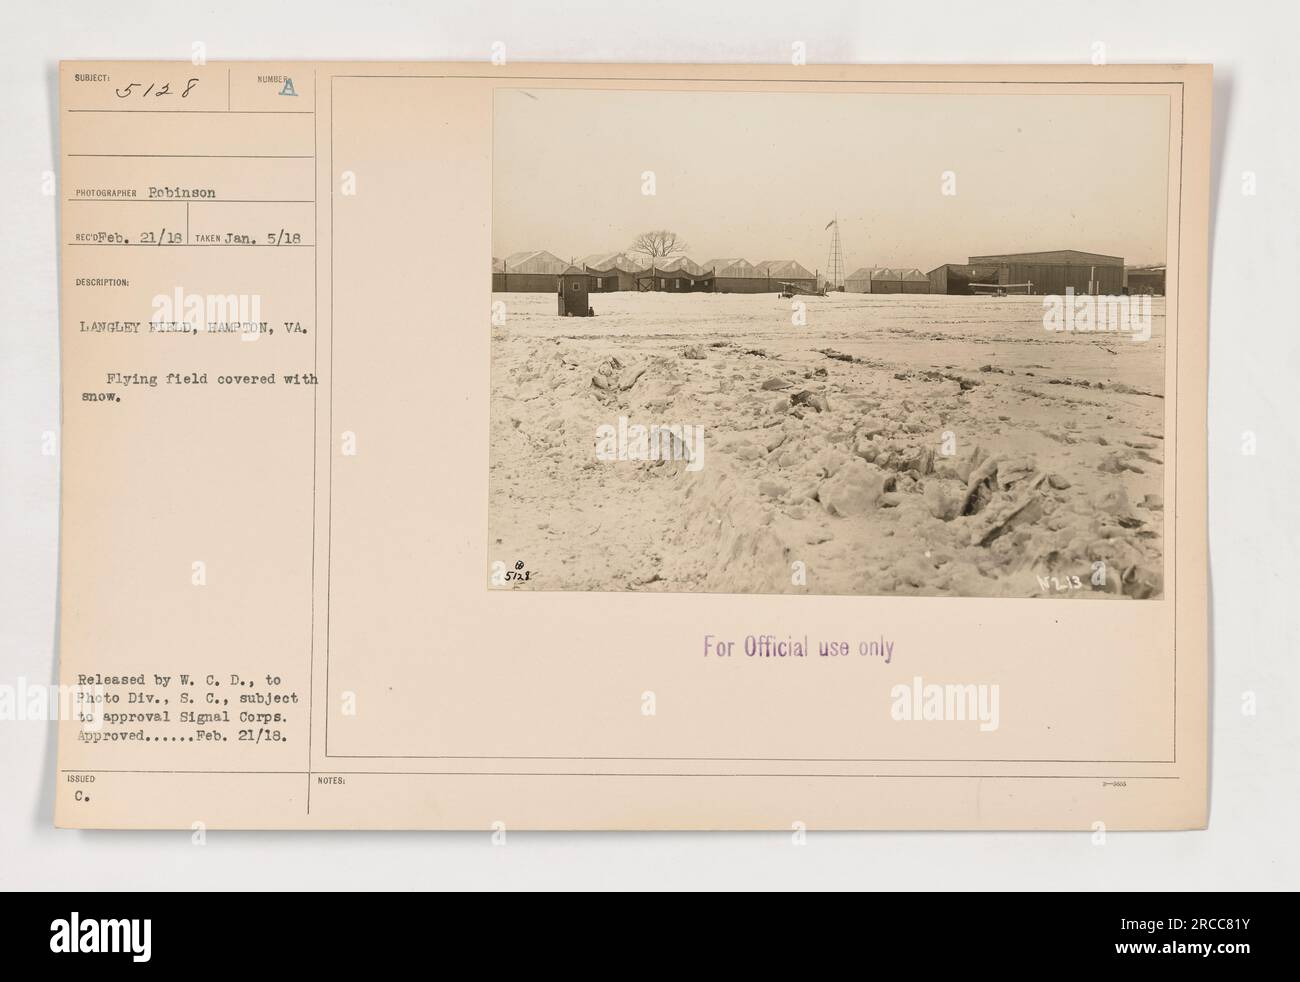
[629,230,689,263]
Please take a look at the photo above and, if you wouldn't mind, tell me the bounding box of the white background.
[2,0,1296,890]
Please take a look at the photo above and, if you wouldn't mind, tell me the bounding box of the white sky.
[493,88,1171,272]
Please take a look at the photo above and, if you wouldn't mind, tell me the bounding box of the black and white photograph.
[490,88,1170,597]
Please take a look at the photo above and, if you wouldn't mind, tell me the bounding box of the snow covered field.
[489,291,1166,598]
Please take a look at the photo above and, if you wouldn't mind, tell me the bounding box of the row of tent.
[495,252,932,293]
[494,251,816,281]
[844,267,931,293]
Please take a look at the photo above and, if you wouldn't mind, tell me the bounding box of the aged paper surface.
[55,62,1210,829]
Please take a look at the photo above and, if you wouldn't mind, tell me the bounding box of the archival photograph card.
[54,61,1210,830]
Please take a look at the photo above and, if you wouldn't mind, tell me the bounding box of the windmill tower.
[825,216,845,291]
